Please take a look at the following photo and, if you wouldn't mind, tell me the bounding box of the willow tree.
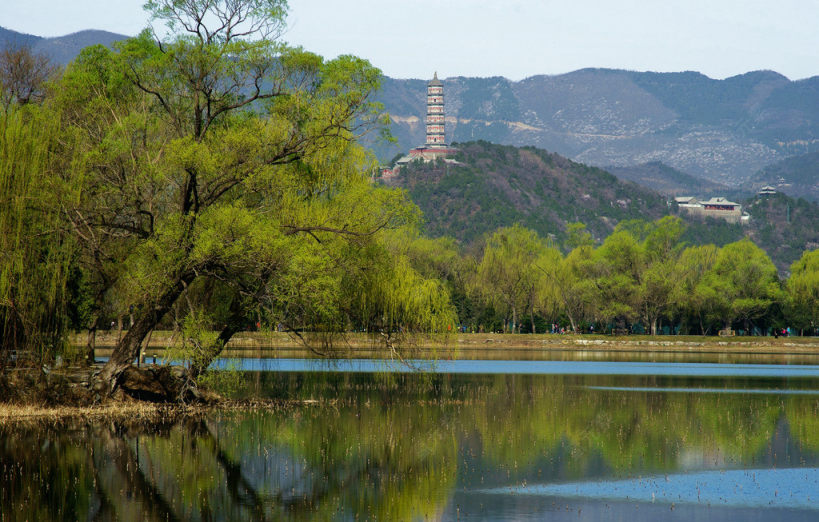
[540,245,595,333]
[0,105,72,366]
[706,239,782,332]
[636,216,686,335]
[588,227,643,332]
[54,0,424,395]
[786,249,819,334]
[474,225,546,333]
[672,244,720,334]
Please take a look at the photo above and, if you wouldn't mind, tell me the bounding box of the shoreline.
[73,331,819,357]
[5,333,819,422]
[0,397,315,426]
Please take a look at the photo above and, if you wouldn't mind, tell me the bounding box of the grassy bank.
[71,331,819,357]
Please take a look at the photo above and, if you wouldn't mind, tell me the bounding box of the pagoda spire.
[425,72,445,148]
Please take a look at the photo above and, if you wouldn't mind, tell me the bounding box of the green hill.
[388,141,669,244]
[745,193,819,273]
[387,141,819,273]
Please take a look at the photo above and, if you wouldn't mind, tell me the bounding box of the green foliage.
[706,239,784,329]
[0,104,73,364]
[565,222,593,250]
[473,225,549,333]
[395,141,669,245]
[36,0,453,381]
[786,249,819,330]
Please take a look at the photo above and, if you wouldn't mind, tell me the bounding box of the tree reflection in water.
[2,371,819,520]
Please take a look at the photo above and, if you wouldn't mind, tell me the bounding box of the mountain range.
[4,25,819,194]
[374,70,819,189]
[0,26,127,66]
[5,25,819,192]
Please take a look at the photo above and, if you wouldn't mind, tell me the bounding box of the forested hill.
[745,193,819,272]
[387,141,819,273]
[752,151,819,202]
[388,141,670,244]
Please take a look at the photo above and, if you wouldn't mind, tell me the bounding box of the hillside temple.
[675,196,750,224]
[380,73,458,179]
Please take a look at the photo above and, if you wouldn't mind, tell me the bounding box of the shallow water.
[3,358,819,521]
[214,357,819,377]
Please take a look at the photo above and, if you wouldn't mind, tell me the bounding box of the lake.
[3,354,819,520]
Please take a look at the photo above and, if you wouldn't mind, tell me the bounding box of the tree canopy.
[38,0,452,393]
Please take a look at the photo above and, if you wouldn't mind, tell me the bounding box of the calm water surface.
[3,355,819,521]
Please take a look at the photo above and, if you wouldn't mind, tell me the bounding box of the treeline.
[393,218,819,336]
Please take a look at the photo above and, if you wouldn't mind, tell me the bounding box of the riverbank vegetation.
[3,0,819,404]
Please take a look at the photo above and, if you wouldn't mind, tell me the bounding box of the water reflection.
[3,370,819,520]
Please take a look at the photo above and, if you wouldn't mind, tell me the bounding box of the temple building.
[674,196,750,224]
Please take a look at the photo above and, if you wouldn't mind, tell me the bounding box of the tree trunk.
[97,271,195,393]
[650,317,658,336]
[85,314,99,365]
[139,329,154,366]
[512,305,517,335]
[190,323,241,379]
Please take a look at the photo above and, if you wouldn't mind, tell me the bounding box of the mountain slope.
[745,193,819,273]
[0,27,42,49]
[388,141,819,273]
[34,30,128,65]
[604,161,735,197]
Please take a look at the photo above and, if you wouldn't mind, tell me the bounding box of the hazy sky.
[2,0,818,80]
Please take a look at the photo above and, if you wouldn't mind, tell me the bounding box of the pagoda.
[378,72,458,180]
[425,72,446,147]
[403,72,457,162]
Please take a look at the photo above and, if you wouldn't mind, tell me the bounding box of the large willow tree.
[52,0,437,394]
[0,105,72,365]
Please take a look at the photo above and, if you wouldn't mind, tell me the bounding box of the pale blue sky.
[2,0,817,80]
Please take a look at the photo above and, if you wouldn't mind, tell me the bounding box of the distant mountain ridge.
[0,26,128,65]
[374,69,819,187]
[3,26,819,193]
